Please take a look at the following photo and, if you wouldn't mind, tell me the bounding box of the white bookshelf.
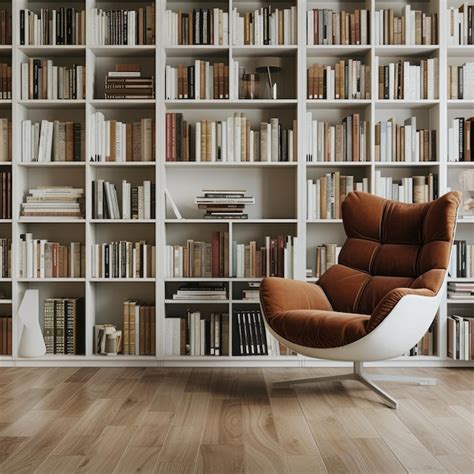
[0,0,472,367]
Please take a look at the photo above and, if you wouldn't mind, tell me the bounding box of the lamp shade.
[255,57,283,72]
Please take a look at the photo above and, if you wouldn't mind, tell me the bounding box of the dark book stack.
[448,315,474,360]
[450,240,473,279]
[122,301,155,356]
[195,189,254,219]
[20,8,86,45]
[232,310,268,356]
[0,10,11,45]
[43,298,85,355]
[0,170,11,219]
[0,118,11,163]
[449,117,474,162]
[0,238,10,278]
[172,283,227,301]
[409,322,436,356]
[104,64,155,99]
[0,315,12,355]
[0,63,11,99]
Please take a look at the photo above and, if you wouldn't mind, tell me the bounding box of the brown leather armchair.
[260,191,460,408]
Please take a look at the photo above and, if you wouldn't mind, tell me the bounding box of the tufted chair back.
[317,191,460,331]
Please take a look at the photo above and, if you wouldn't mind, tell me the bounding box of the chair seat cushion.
[268,309,370,349]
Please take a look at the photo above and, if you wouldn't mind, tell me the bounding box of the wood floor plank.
[34,455,84,473]
[201,398,243,446]
[113,446,161,473]
[197,444,245,474]
[284,455,328,473]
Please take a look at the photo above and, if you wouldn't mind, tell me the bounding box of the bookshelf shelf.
[0,0,469,368]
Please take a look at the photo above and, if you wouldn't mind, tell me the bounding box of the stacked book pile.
[0,119,11,162]
[376,58,438,100]
[450,240,473,278]
[92,180,155,220]
[21,120,85,162]
[307,174,369,220]
[21,186,83,220]
[306,8,369,45]
[0,170,11,219]
[0,316,12,356]
[307,60,370,99]
[305,113,368,162]
[375,7,437,45]
[375,172,438,203]
[90,113,154,162]
[409,322,436,356]
[165,312,229,357]
[232,6,297,45]
[165,61,229,100]
[448,3,474,45]
[448,315,473,360]
[165,8,228,45]
[241,282,260,301]
[195,189,254,219]
[448,63,474,99]
[375,117,437,162]
[0,238,10,278]
[90,6,155,45]
[0,63,11,99]
[104,64,154,100]
[21,60,85,100]
[314,243,341,278]
[165,231,229,278]
[172,283,227,301]
[122,301,156,355]
[91,240,155,279]
[0,10,11,45]
[166,113,296,162]
[19,234,84,278]
[233,235,297,278]
[448,282,474,301]
[448,117,474,162]
[19,8,86,45]
[43,298,85,355]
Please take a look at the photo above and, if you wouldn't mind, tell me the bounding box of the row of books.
[104,65,154,100]
[448,315,474,360]
[195,189,254,220]
[165,8,228,46]
[306,174,369,220]
[21,186,83,220]
[313,243,341,278]
[306,9,369,46]
[374,7,437,45]
[19,8,85,45]
[0,10,11,45]
[0,63,11,99]
[171,284,227,301]
[20,60,85,100]
[307,61,371,100]
[448,117,474,162]
[447,3,474,45]
[122,301,156,355]
[21,120,85,162]
[305,113,368,162]
[448,282,474,302]
[375,117,437,163]
[91,241,156,279]
[409,323,437,356]
[165,113,296,163]
[449,241,473,279]
[165,62,229,100]
[231,7,297,46]
[0,238,10,278]
[232,236,297,279]
[165,312,229,356]
[0,171,11,219]
[165,232,229,278]
[0,119,11,162]
[448,63,474,100]
[90,6,155,45]
[376,58,438,100]
[18,234,84,278]
[90,114,154,162]
[0,316,11,356]
[375,172,438,203]
[91,180,155,220]
[43,298,85,355]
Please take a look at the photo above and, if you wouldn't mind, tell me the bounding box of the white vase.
[18,289,46,358]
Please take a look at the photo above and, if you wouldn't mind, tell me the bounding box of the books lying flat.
[21,186,84,218]
[196,189,254,219]
[448,282,474,300]
[173,284,228,300]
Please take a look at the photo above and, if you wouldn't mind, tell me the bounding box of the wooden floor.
[0,367,472,473]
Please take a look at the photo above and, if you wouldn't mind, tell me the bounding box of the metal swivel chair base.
[273,362,436,409]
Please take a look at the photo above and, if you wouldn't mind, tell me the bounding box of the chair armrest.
[260,277,333,319]
[367,287,436,333]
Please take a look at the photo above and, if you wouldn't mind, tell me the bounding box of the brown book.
[320,176,327,219]
[126,123,133,161]
[352,114,360,161]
